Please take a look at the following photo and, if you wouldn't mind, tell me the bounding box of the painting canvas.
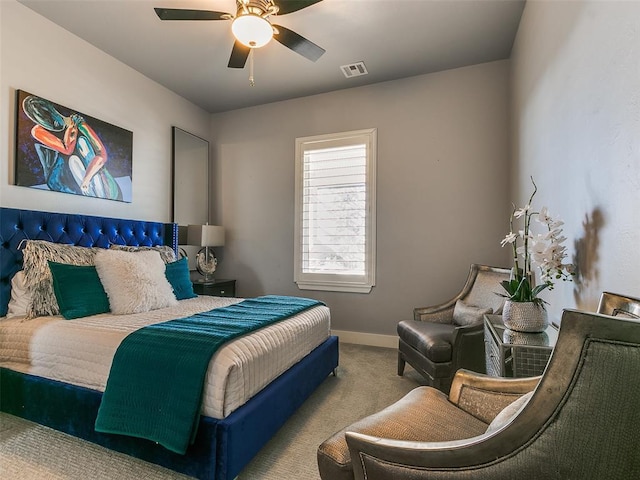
[14,90,133,202]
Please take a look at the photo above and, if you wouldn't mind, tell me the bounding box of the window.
[294,128,377,293]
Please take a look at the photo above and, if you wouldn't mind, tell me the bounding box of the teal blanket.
[94,295,323,454]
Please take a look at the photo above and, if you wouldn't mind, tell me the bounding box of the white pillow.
[94,249,177,315]
[486,391,535,434]
[6,271,32,319]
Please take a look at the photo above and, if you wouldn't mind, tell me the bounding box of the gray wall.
[210,61,512,336]
[16,0,630,339]
[510,0,640,322]
[0,0,211,222]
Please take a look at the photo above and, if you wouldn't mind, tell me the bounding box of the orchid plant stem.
[523,177,538,282]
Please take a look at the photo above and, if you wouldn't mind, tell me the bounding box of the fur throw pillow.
[94,249,177,315]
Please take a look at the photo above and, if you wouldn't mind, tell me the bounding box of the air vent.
[340,61,368,79]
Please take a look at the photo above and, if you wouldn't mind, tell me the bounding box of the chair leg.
[397,352,406,376]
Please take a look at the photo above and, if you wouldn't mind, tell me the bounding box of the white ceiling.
[19,0,525,113]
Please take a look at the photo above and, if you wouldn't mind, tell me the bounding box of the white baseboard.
[331,330,397,349]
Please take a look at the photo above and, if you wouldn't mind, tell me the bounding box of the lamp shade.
[231,14,273,48]
[187,224,225,247]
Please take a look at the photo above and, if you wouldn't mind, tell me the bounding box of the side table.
[484,314,558,377]
[191,277,236,298]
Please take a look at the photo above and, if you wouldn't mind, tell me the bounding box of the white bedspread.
[0,296,330,419]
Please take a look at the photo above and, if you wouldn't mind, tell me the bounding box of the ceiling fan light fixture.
[231,14,273,48]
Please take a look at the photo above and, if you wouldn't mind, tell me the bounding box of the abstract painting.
[14,90,133,202]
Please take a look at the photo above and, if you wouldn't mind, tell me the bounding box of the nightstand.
[191,277,236,297]
[484,314,558,377]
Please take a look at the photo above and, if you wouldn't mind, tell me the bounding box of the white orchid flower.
[500,232,518,247]
[545,228,566,243]
[554,235,567,245]
[513,205,530,218]
[550,219,564,229]
[530,239,553,264]
[537,206,553,224]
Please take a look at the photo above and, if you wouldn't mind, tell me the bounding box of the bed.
[0,207,339,480]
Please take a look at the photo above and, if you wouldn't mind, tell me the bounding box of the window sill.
[295,281,372,294]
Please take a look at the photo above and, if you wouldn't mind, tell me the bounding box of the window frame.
[294,128,377,293]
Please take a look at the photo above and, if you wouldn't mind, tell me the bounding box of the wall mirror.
[172,127,210,269]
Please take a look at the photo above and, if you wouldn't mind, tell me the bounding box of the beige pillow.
[6,271,31,319]
[94,249,177,315]
[486,391,534,434]
[452,300,493,327]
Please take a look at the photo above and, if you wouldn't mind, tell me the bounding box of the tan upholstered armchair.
[397,264,511,392]
[342,297,640,479]
[318,369,538,480]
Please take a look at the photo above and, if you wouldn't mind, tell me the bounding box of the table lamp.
[187,224,225,281]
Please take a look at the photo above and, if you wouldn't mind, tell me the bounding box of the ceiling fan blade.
[273,24,325,62]
[154,8,229,21]
[228,41,251,68]
[276,0,323,15]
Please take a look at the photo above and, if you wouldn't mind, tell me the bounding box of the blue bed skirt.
[1,335,339,480]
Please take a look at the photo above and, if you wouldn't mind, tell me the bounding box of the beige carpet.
[0,343,426,479]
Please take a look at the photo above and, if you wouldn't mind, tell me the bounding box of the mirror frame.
[171,126,210,225]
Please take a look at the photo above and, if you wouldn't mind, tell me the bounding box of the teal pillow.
[165,257,197,300]
[48,261,110,320]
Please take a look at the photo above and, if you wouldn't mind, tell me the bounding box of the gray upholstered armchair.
[397,264,511,392]
[342,299,640,479]
[597,291,640,318]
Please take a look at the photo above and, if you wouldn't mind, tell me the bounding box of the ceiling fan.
[154,0,326,69]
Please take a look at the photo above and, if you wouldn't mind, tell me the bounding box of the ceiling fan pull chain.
[249,49,256,86]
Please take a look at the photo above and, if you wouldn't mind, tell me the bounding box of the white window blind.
[294,129,376,293]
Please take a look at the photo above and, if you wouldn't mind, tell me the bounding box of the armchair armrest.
[413,303,455,323]
[345,430,496,479]
[448,369,540,423]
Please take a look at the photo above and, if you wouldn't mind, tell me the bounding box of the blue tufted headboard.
[0,207,177,317]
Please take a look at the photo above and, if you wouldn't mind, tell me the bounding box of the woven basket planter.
[502,300,549,333]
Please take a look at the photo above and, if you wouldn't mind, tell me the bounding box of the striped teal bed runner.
[94,295,323,454]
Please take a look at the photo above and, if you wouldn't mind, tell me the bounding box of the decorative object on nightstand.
[499,177,574,332]
[187,224,225,281]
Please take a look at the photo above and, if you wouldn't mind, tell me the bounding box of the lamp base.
[196,247,217,281]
